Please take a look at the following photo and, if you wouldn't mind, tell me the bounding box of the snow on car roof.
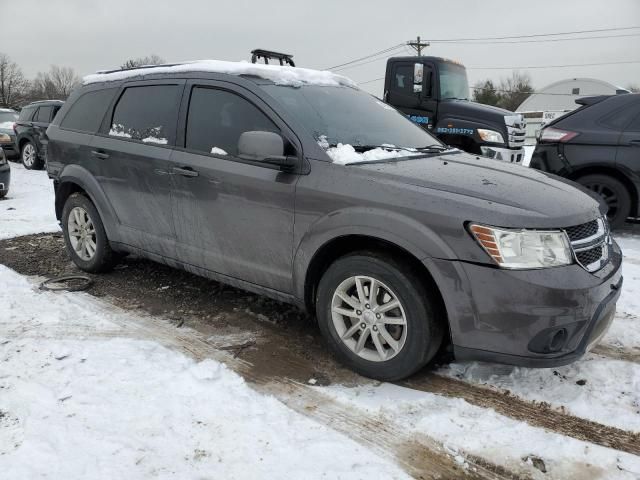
[83,60,357,88]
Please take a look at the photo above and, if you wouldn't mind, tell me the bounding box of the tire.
[61,193,117,273]
[577,174,631,230]
[0,189,7,199]
[316,251,444,381]
[21,141,43,170]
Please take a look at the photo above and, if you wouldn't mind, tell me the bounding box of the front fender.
[56,164,120,241]
[292,206,458,301]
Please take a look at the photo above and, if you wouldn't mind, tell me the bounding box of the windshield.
[439,62,470,100]
[259,84,441,150]
[0,111,18,126]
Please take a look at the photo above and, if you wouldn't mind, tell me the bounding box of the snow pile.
[326,143,418,165]
[0,164,59,240]
[0,265,407,479]
[84,60,356,88]
[323,383,640,479]
[210,147,228,155]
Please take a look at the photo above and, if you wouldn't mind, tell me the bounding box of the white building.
[516,78,630,143]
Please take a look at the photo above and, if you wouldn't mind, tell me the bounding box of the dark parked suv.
[15,100,64,169]
[530,93,640,229]
[45,61,622,380]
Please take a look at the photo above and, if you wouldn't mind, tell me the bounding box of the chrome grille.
[505,114,526,148]
[564,218,610,273]
[565,220,599,242]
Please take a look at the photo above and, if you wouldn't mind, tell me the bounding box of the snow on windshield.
[83,60,356,88]
[325,143,418,165]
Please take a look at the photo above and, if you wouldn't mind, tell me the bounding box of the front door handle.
[629,139,640,147]
[91,150,109,160]
[172,166,199,177]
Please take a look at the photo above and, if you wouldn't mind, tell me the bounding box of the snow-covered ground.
[2,163,640,479]
[0,164,59,239]
[0,265,407,479]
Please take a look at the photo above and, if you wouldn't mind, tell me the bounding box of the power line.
[422,25,640,42]
[331,46,406,72]
[429,33,640,45]
[325,43,405,70]
[467,60,640,70]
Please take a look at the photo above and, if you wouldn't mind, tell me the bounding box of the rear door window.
[35,106,53,123]
[61,89,117,133]
[599,101,640,130]
[185,87,278,156]
[109,85,182,145]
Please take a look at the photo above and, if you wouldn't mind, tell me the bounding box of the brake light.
[539,127,578,143]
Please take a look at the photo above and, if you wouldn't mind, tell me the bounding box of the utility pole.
[407,36,429,56]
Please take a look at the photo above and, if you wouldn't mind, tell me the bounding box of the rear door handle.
[629,140,640,147]
[91,150,109,160]
[172,166,199,177]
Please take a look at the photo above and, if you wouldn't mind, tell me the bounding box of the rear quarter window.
[60,89,117,133]
[18,106,36,121]
[599,100,640,131]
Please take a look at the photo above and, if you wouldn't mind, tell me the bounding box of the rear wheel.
[21,141,43,170]
[316,252,443,381]
[577,174,631,229]
[61,193,117,273]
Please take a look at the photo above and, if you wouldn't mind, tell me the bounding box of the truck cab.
[383,56,526,163]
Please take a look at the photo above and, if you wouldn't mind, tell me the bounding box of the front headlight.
[469,224,572,269]
[0,133,11,143]
[477,129,504,144]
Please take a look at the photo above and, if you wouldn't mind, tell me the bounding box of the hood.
[438,99,513,128]
[0,121,15,134]
[356,151,604,228]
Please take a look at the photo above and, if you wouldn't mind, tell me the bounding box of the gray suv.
[45,61,623,380]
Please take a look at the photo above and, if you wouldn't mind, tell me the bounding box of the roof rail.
[95,63,183,75]
[251,49,295,67]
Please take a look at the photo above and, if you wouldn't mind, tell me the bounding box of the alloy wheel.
[583,182,619,220]
[22,143,36,168]
[331,275,408,362]
[67,206,97,261]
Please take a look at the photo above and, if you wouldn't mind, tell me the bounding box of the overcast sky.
[2,0,639,97]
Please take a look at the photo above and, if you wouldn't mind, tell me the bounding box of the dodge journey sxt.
[45,60,623,380]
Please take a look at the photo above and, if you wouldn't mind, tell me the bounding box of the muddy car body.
[45,61,622,380]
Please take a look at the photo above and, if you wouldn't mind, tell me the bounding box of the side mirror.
[413,63,423,94]
[237,131,296,170]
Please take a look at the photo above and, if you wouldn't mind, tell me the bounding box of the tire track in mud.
[63,304,520,480]
[402,374,640,457]
[591,344,640,363]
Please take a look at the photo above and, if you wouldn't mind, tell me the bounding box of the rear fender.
[56,164,120,241]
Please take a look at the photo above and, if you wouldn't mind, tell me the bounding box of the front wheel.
[316,252,444,381]
[577,174,631,230]
[21,141,43,170]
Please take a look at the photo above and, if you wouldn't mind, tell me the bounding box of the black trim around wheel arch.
[453,276,623,367]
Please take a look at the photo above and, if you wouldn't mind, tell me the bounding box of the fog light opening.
[549,328,568,352]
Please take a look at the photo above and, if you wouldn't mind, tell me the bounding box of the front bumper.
[427,239,623,367]
[0,141,17,158]
[481,145,525,164]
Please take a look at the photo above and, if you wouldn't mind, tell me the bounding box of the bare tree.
[471,72,533,110]
[497,71,533,111]
[30,65,80,101]
[121,54,165,70]
[627,84,640,93]
[0,53,29,109]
